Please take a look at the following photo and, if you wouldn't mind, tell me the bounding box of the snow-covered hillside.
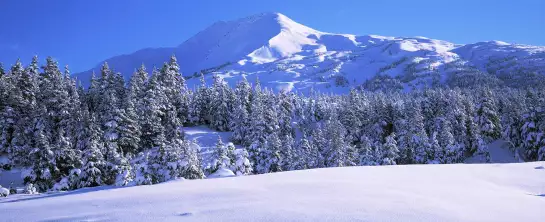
[74,12,545,93]
[1,162,544,221]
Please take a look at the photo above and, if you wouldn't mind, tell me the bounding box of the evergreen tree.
[118,86,141,156]
[128,64,149,118]
[311,127,327,168]
[210,136,232,173]
[323,113,349,167]
[233,147,252,176]
[230,76,251,144]
[295,136,313,169]
[359,136,376,166]
[8,58,40,166]
[278,91,295,138]
[210,75,232,131]
[182,140,205,179]
[0,62,5,77]
[382,133,400,165]
[78,114,106,188]
[280,134,296,171]
[475,88,502,141]
[140,69,166,150]
[25,112,58,192]
[188,73,211,125]
[264,132,282,173]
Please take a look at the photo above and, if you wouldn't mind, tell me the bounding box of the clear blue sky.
[1,0,543,72]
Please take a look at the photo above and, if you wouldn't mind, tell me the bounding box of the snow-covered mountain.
[74,12,545,93]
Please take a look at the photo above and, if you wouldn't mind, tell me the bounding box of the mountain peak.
[233,12,321,35]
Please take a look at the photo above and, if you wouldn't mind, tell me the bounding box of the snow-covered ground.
[1,162,544,221]
[184,125,234,153]
[465,140,521,164]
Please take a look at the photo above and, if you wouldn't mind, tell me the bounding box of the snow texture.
[1,162,544,221]
[184,125,234,154]
[207,167,235,178]
[0,187,9,197]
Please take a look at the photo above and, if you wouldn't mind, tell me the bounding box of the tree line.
[0,55,544,193]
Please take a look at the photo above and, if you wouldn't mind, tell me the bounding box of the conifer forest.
[0,55,544,193]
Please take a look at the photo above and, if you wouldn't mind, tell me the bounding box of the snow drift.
[1,162,544,221]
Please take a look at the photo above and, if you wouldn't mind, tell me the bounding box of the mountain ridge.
[74,12,545,93]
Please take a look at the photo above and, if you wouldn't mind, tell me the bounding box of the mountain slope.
[2,162,544,221]
[74,13,545,93]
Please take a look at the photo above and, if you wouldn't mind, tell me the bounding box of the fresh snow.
[0,166,24,188]
[184,125,234,153]
[465,140,520,164]
[0,187,9,197]
[74,12,545,93]
[207,167,235,178]
[1,162,544,221]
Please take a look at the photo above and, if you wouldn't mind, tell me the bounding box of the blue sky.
[0,0,543,72]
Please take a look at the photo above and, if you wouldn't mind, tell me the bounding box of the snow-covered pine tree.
[475,87,502,141]
[53,128,82,190]
[25,111,58,192]
[498,89,526,152]
[340,89,364,143]
[461,95,488,159]
[264,132,282,173]
[230,76,251,144]
[128,64,149,116]
[382,133,400,165]
[358,136,376,166]
[181,139,205,179]
[233,147,252,176]
[406,99,430,164]
[0,65,10,154]
[140,68,167,151]
[311,126,327,168]
[159,55,188,127]
[280,134,296,171]
[210,136,233,174]
[323,111,350,167]
[246,78,268,172]
[295,97,318,137]
[295,136,313,170]
[40,57,71,147]
[63,66,84,150]
[117,93,141,156]
[210,75,233,131]
[0,62,5,77]
[372,141,384,165]
[226,142,237,168]
[125,64,148,154]
[156,125,188,182]
[520,107,545,161]
[278,91,295,138]
[433,117,457,163]
[188,73,211,125]
[77,110,107,188]
[92,63,133,186]
[8,58,40,166]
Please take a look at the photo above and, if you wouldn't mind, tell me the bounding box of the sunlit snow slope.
[1,162,544,221]
[74,13,545,93]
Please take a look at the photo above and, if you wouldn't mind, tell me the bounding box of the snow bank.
[0,187,9,197]
[1,162,543,221]
[207,167,235,178]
